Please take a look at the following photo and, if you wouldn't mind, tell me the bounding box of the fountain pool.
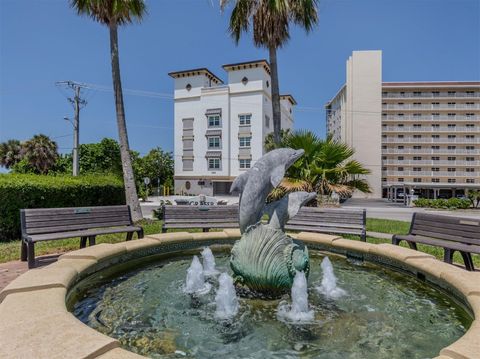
[69,251,471,359]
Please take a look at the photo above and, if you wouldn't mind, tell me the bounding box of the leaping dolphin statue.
[230,148,305,233]
[263,191,317,231]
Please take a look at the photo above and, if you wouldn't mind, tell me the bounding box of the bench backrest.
[21,205,132,236]
[410,212,480,245]
[285,207,366,235]
[162,205,238,229]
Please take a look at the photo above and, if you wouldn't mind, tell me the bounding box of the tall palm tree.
[221,0,318,145]
[267,130,371,200]
[21,134,59,174]
[0,139,22,169]
[70,0,146,221]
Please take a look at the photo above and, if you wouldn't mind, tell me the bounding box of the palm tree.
[221,0,318,145]
[267,130,371,201]
[21,134,59,174]
[0,139,22,169]
[70,0,146,221]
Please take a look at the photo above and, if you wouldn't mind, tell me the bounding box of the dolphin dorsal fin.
[270,166,285,188]
[230,172,249,194]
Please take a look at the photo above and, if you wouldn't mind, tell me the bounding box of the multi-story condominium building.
[169,60,295,196]
[326,50,480,200]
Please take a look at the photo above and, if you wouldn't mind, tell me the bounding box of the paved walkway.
[0,254,60,292]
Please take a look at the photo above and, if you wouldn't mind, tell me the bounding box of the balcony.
[382,115,479,121]
[382,137,479,144]
[382,92,480,99]
[384,170,478,177]
[382,104,480,110]
[383,160,480,166]
[382,148,480,155]
[382,126,478,132]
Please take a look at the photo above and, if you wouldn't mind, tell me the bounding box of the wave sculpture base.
[230,223,310,296]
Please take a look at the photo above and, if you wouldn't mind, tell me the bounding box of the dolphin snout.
[295,149,305,158]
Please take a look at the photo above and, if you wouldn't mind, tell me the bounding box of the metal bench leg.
[162,228,167,233]
[460,251,475,271]
[27,242,35,269]
[126,232,133,241]
[80,236,87,249]
[444,248,454,265]
[21,240,28,261]
[392,235,400,245]
[88,236,96,246]
[202,228,209,233]
[137,228,144,239]
[406,241,418,250]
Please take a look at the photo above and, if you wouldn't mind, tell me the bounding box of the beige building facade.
[326,50,480,200]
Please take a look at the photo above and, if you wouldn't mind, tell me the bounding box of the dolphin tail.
[230,172,249,194]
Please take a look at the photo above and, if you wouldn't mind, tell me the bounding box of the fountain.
[316,256,346,299]
[201,247,219,276]
[183,256,211,295]
[215,273,239,320]
[229,148,316,295]
[277,271,314,322]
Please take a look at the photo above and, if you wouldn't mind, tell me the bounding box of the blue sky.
[1,0,479,157]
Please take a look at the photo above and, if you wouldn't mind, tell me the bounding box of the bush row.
[0,174,125,241]
[413,197,471,210]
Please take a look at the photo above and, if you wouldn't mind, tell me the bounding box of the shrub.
[0,174,125,241]
[413,197,471,210]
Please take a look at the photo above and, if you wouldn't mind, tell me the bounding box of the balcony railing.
[382,92,480,99]
[383,148,480,155]
[382,137,480,144]
[382,126,478,132]
[383,160,480,166]
[384,171,478,177]
[382,115,479,121]
[382,104,480,110]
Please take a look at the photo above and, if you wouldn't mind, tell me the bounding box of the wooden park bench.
[285,207,367,241]
[392,212,480,271]
[20,205,144,268]
[162,205,238,233]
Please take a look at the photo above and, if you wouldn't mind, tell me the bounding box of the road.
[140,196,479,222]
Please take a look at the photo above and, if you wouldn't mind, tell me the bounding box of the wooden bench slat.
[285,225,363,235]
[286,220,364,229]
[164,218,238,224]
[24,205,129,217]
[394,234,480,254]
[413,219,480,236]
[163,223,238,229]
[25,211,130,223]
[27,226,143,242]
[25,215,131,229]
[26,220,134,235]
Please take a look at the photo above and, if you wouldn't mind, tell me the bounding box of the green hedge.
[413,197,471,210]
[0,174,125,241]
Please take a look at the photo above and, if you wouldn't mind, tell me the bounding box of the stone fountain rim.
[0,229,479,359]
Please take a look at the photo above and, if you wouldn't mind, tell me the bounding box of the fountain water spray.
[277,271,314,322]
[316,257,346,299]
[215,273,239,319]
[201,247,219,276]
[184,256,211,295]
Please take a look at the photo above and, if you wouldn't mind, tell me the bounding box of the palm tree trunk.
[269,46,282,146]
[109,23,143,221]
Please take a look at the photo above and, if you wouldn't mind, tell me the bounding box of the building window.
[432,135,440,139]
[382,177,387,182]
[413,124,422,128]
[398,146,404,149]
[398,167,404,171]
[239,159,251,169]
[466,146,475,150]
[413,167,422,171]
[431,178,440,183]
[413,156,422,160]
[466,124,475,128]
[185,181,191,190]
[413,135,422,139]
[448,157,456,161]
[398,178,404,182]
[413,178,422,183]
[448,124,456,128]
[432,91,440,97]
[466,135,475,139]
[239,114,252,125]
[447,168,456,172]
[432,168,439,172]
[432,146,440,150]
[447,146,456,150]
[208,158,221,170]
[413,145,422,149]
[265,115,270,128]
[239,136,252,148]
[432,124,440,128]
[431,157,439,160]
[448,135,456,139]
[467,179,476,183]
[466,168,475,172]
[397,134,404,138]
[208,115,221,127]
[466,157,475,161]
[208,136,221,149]
[448,178,456,183]
[397,156,404,160]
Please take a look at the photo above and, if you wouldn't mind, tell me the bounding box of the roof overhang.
[222,60,271,75]
[168,68,223,85]
[280,94,297,106]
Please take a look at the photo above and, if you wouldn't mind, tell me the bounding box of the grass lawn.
[0,217,477,268]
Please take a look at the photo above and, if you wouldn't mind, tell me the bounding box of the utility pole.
[56,81,87,176]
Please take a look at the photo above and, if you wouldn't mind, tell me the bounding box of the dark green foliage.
[0,174,125,241]
[78,138,123,176]
[413,198,471,210]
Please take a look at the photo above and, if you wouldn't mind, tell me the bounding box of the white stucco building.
[326,50,480,200]
[169,60,296,195]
